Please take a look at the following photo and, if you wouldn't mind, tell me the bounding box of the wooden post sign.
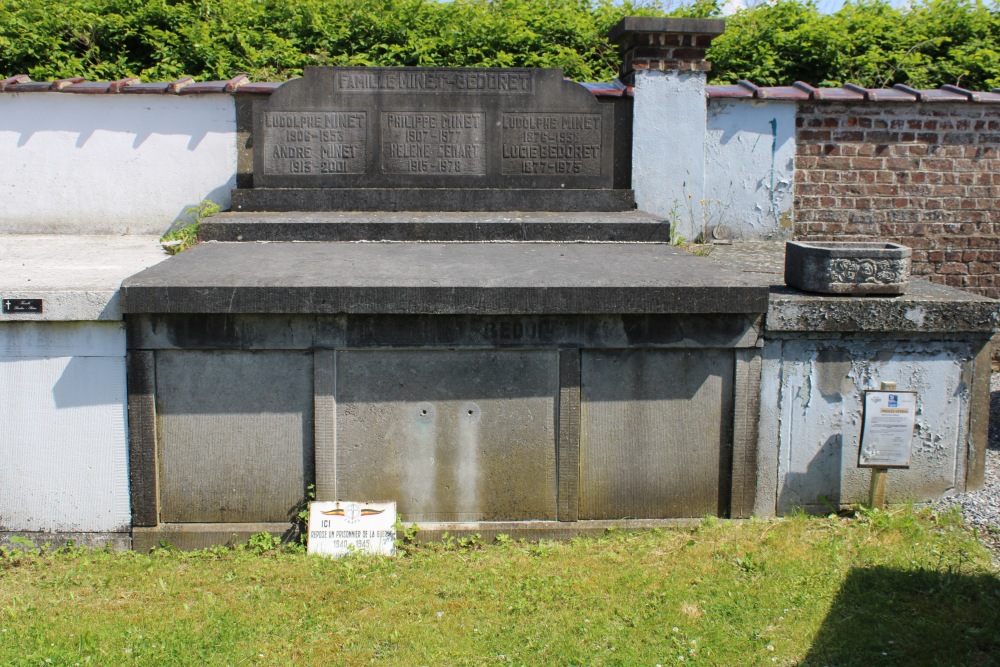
[307,501,397,557]
[858,382,916,509]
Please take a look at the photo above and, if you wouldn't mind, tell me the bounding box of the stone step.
[200,210,670,242]
[120,241,769,315]
[231,188,636,213]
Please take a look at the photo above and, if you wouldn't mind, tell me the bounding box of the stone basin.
[784,241,911,295]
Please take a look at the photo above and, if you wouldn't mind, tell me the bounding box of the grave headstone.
[234,67,634,212]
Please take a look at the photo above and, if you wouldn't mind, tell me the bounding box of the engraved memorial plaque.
[262,110,367,176]
[242,66,631,209]
[501,113,602,176]
[382,111,485,175]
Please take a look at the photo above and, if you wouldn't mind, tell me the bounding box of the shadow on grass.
[803,566,1000,666]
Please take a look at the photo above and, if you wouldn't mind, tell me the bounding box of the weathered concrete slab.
[708,241,1000,334]
[0,234,166,320]
[120,242,770,315]
[407,519,703,543]
[771,338,975,513]
[609,17,726,43]
[333,350,558,522]
[580,349,734,519]
[127,313,761,350]
[133,523,297,552]
[731,347,763,519]
[127,350,158,527]
[156,350,314,523]
[1,531,131,551]
[134,519,711,550]
[766,281,1000,334]
[202,210,667,242]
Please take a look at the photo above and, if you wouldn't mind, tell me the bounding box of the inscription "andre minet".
[382,112,486,175]
[501,113,602,176]
[263,111,368,176]
[336,70,533,94]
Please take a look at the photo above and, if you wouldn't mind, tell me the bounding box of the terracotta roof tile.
[706,81,1000,104]
[3,73,1000,105]
[0,74,31,91]
[580,80,633,97]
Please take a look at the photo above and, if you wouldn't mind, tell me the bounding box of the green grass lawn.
[2,508,998,666]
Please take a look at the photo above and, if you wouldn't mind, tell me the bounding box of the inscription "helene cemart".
[501,113,602,176]
[382,112,486,175]
[336,70,533,94]
[263,111,368,176]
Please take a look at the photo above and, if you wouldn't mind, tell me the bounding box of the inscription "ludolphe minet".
[262,110,368,176]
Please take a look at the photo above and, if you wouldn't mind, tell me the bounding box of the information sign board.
[858,390,917,468]
[307,501,396,557]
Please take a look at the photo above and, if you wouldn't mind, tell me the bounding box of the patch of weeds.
[153,540,177,553]
[438,532,456,550]
[456,533,482,549]
[245,532,282,555]
[734,553,764,577]
[394,519,420,554]
[695,515,720,534]
[293,483,317,545]
[6,536,37,553]
[159,200,220,255]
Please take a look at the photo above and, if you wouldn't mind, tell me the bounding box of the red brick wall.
[794,102,1000,300]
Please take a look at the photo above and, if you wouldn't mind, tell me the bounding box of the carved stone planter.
[784,241,911,295]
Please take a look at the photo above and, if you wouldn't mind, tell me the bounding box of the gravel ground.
[933,372,1000,563]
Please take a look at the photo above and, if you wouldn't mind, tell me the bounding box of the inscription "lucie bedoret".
[501,113,602,176]
[382,112,486,175]
[336,70,533,94]
[263,111,367,175]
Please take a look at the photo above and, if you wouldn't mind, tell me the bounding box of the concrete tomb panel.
[580,349,735,519]
[333,349,559,522]
[156,350,314,523]
[772,339,973,513]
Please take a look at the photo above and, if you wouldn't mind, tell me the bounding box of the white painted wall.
[706,99,796,240]
[757,338,973,515]
[0,93,237,236]
[632,78,796,242]
[631,71,707,242]
[0,322,130,532]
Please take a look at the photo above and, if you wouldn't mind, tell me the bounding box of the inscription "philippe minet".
[382,112,486,175]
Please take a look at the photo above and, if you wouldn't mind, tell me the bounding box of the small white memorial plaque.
[307,501,397,557]
[858,390,917,468]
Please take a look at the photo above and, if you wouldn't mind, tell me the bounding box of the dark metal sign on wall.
[2,298,43,314]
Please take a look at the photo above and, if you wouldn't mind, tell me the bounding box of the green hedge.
[711,0,1000,89]
[1,0,998,88]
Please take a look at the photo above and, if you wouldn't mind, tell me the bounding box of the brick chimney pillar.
[609,17,726,240]
[610,17,725,84]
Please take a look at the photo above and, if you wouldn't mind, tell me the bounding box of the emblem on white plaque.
[307,501,397,557]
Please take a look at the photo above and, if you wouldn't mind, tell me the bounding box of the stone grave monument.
[121,21,773,549]
[234,67,632,212]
